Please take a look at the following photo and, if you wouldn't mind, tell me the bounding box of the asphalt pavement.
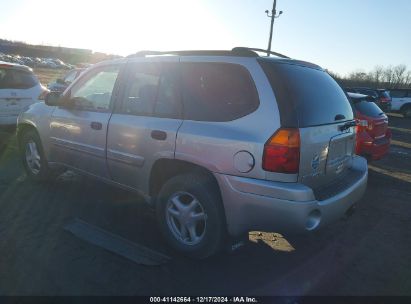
[0,114,410,295]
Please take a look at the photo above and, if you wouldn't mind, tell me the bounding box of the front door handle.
[151,130,167,140]
[90,121,102,130]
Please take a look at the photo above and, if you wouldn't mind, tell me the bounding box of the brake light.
[262,128,300,174]
[355,119,372,132]
[379,97,390,103]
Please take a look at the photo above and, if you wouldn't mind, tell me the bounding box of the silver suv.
[17,48,368,258]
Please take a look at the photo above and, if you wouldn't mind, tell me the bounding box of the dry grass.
[33,68,67,86]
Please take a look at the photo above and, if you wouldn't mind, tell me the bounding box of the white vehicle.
[0,61,48,126]
[389,89,411,117]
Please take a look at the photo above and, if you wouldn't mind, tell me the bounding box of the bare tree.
[392,64,407,88]
[371,65,384,88]
[382,65,394,88]
[328,65,411,89]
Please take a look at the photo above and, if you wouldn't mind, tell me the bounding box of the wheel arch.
[400,102,411,111]
[17,123,40,151]
[149,159,227,223]
[149,158,221,197]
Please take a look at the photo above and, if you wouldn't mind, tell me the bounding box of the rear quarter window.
[0,68,38,89]
[259,60,353,127]
[181,62,259,122]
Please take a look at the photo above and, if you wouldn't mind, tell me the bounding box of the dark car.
[347,92,391,160]
[345,87,391,112]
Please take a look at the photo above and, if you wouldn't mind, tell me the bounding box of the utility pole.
[265,0,283,56]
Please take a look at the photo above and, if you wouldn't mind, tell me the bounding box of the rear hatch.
[259,59,356,191]
[0,64,41,118]
[352,97,388,139]
[377,90,391,103]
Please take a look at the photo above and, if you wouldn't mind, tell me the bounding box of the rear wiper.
[339,120,356,131]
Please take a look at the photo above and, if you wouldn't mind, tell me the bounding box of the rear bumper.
[357,132,391,160]
[0,115,18,126]
[215,156,368,237]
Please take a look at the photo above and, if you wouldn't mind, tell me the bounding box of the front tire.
[156,174,226,259]
[20,130,60,182]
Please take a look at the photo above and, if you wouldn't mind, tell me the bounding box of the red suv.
[347,92,391,160]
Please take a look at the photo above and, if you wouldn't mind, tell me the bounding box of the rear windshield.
[352,99,383,118]
[356,89,377,97]
[0,67,39,89]
[259,60,353,127]
[378,90,390,98]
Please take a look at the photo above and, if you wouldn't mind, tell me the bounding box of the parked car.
[388,89,411,118]
[17,48,367,258]
[345,87,391,112]
[347,92,391,160]
[48,68,85,93]
[0,61,48,126]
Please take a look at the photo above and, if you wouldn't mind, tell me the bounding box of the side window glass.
[69,65,119,111]
[181,62,259,121]
[153,64,181,118]
[64,70,77,83]
[391,90,406,98]
[122,64,161,116]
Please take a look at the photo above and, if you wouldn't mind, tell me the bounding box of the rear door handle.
[151,130,167,140]
[90,121,102,130]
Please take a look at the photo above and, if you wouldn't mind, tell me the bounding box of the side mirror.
[45,92,62,106]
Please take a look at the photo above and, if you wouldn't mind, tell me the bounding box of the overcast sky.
[1,0,410,75]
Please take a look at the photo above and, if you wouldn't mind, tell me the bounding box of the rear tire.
[156,174,226,259]
[20,130,62,182]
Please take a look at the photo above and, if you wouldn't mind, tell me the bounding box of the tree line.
[328,65,411,90]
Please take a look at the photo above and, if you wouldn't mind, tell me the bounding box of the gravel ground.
[0,114,410,296]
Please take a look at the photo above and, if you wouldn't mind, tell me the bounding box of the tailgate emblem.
[311,154,320,170]
[336,163,344,174]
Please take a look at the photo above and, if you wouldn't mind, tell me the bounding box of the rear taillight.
[355,119,372,132]
[379,97,391,103]
[262,128,300,174]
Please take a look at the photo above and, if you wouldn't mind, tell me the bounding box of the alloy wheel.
[25,140,41,175]
[165,191,208,246]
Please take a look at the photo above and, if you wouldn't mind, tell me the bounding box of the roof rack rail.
[129,50,165,57]
[127,49,258,58]
[232,47,290,59]
[126,47,289,59]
